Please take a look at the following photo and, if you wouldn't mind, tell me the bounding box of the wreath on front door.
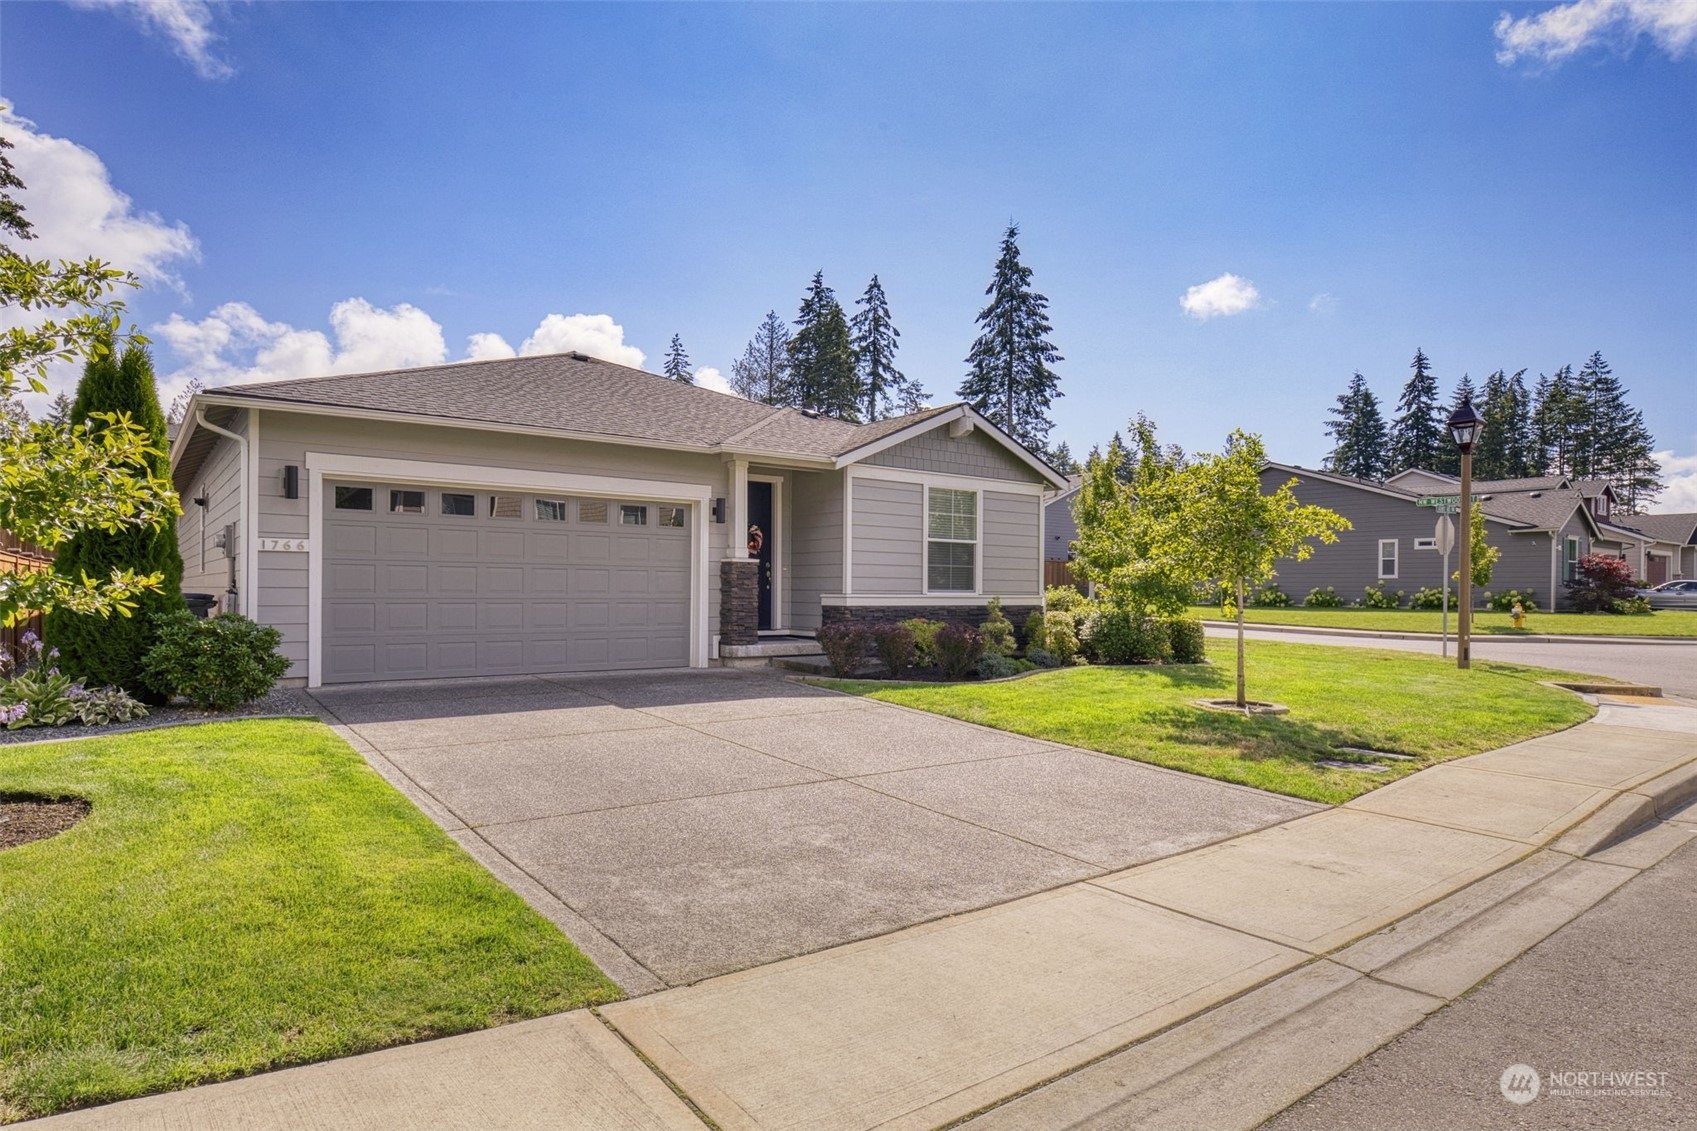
[747,524,764,557]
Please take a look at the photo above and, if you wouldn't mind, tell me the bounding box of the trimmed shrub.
[1022,610,1047,652]
[1408,586,1452,611]
[1082,608,1171,665]
[976,653,1020,680]
[1042,611,1079,663]
[979,597,1016,657]
[141,610,291,710]
[1303,586,1345,608]
[44,343,187,701]
[1361,585,1404,609]
[1026,646,1063,669]
[871,623,916,677]
[900,618,943,667]
[1249,584,1292,608]
[934,624,985,680]
[815,623,872,677]
[1485,588,1538,613]
[1611,595,1652,615]
[1166,617,1207,664]
[1044,584,1087,613]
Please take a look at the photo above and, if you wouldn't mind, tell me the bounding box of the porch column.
[719,457,758,646]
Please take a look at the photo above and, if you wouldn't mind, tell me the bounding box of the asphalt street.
[1261,824,1697,1130]
[1208,625,1697,700]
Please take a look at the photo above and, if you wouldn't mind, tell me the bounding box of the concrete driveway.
[309,669,1316,990]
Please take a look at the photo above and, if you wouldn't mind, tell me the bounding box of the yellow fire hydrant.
[1511,601,1526,630]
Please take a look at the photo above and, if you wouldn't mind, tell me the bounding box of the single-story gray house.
[1623,513,1697,582]
[169,351,1067,686]
[1268,465,1690,607]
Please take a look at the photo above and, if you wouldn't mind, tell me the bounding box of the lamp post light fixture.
[1446,396,1485,670]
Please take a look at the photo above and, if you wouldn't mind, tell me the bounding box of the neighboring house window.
[1564,536,1581,581]
[621,505,648,526]
[488,494,523,519]
[441,492,475,517]
[579,500,609,524]
[1414,537,1437,550]
[927,487,977,592]
[535,498,569,522]
[390,489,425,514]
[1378,539,1398,579]
[334,486,372,511]
[657,505,686,528]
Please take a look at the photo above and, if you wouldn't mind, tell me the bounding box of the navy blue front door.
[748,481,774,631]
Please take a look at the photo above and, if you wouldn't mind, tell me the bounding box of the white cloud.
[0,105,199,285]
[70,0,234,79]
[1308,292,1339,315]
[465,332,517,361]
[517,313,646,368]
[694,366,737,397]
[1494,0,1697,65]
[1650,449,1697,513]
[1180,273,1261,320]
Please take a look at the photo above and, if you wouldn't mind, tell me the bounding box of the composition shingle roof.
[1473,488,1589,532]
[1614,513,1697,546]
[201,350,958,460]
[1471,476,1568,493]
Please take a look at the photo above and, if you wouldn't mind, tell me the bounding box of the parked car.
[1636,580,1697,610]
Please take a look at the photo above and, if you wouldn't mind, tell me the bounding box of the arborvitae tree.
[1533,365,1578,475]
[1431,373,1477,477]
[958,223,1063,451]
[1388,348,1444,474]
[849,275,924,420]
[731,311,791,405]
[45,343,187,700]
[1322,372,1389,480]
[662,334,693,383]
[787,272,861,419]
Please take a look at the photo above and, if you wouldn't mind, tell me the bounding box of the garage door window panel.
[536,498,569,522]
[335,486,373,511]
[621,505,648,526]
[390,489,426,514]
[489,494,523,519]
[441,492,476,517]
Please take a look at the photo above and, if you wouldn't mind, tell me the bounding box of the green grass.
[1198,605,1697,637]
[0,720,620,1123]
[819,639,1596,805]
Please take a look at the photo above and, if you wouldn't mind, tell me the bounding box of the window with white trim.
[927,487,977,592]
[1378,539,1398,579]
[1414,537,1437,550]
[1564,536,1581,582]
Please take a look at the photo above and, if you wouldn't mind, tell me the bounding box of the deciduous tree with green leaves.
[1453,501,1499,589]
[1164,431,1350,707]
[0,128,176,630]
[1070,418,1193,618]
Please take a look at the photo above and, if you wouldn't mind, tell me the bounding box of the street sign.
[1433,514,1455,556]
[1417,495,1461,512]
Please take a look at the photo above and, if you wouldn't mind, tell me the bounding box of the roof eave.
[833,405,1070,489]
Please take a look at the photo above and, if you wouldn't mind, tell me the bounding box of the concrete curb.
[1199,618,1697,646]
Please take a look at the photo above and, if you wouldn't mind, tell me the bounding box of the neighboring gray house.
[169,351,1066,686]
[1043,475,1083,563]
[1261,464,1682,609]
[1625,513,1697,583]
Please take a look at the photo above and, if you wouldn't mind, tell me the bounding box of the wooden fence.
[1,531,52,663]
[1044,558,1083,592]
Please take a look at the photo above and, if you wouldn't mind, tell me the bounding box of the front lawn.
[0,720,619,1123]
[1197,606,1697,637]
[820,639,1595,805]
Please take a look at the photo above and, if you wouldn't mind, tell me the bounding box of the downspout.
[195,409,248,615]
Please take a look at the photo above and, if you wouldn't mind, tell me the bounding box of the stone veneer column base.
[719,559,760,647]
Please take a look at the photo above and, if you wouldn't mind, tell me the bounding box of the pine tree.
[1322,372,1389,480]
[1048,440,1080,475]
[786,272,861,419]
[1431,373,1477,477]
[663,334,693,383]
[43,391,74,425]
[849,275,925,420]
[1571,352,1660,510]
[1504,369,1536,478]
[731,311,791,405]
[1387,348,1444,474]
[44,343,187,700]
[1473,370,1513,481]
[1533,365,1578,475]
[958,223,1063,450]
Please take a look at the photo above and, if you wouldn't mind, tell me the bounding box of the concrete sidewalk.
[34,697,1697,1131]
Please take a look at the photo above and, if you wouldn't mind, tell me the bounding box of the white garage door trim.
[304,451,712,687]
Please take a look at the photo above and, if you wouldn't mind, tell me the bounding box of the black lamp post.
[1446,396,1485,669]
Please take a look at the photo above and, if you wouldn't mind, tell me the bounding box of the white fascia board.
[303,451,712,503]
[848,463,1048,495]
[832,405,1070,490]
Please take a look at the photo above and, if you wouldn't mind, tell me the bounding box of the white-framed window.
[1378,539,1398,579]
[1564,536,1582,581]
[926,486,978,592]
[1414,537,1437,550]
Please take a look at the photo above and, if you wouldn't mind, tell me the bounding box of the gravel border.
[0,688,323,746]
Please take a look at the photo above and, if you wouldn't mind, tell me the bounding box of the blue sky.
[3,1,1694,505]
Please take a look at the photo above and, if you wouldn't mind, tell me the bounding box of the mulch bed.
[0,688,321,746]
[0,795,90,850]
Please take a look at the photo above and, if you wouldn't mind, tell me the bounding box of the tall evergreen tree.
[1387,348,1444,474]
[1533,365,1578,475]
[44,343,186,700]
[662,334,693,383]
[1431,372,1477,476]
[1321,372,1389,480]
[958,223,1063,451]
[1572,351,1660,510]
[1504,369,1536,478]
[786,272,861,419]
[849,275,924,420]
[1048,440,1080,476]
[731,311,791,405]
[1473,370,1513,481]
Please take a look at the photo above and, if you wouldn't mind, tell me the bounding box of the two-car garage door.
[323,480,691,683]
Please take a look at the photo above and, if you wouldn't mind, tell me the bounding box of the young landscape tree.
[849,275,924,421]
[1387,348,1444,475]
[0,130,176,630]
[662,334,693,383]
[787,272,861,419]
[730,310,791,405]
[1163,431,1349,708]
[959,223,1063,451]
[1321,371,1388,480]
[45,343,187,698]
